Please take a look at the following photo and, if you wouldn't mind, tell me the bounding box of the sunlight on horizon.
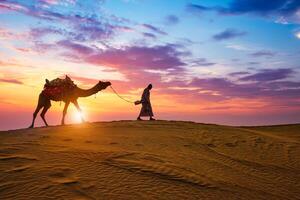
[71,109,85,124]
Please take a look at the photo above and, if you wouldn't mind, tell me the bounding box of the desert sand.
[0,121,299,200]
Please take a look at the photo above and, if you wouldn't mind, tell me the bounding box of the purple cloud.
[76,25,115,41]
[187,0,300,24]
[186,4,211,13]
[239,68,294,82]
[247,61,260,65]
[250,50,276,57]
[219,0,300,16]
[213,29,247,41]
[165,15,179,25]
[263,81,300,90]
[57,40,94,55]
[229,71,251,76]
[30,27,63,38]
[142,32,157,39]
[142,24,167,35]
[86,44,186,71]
[0,1,121,42]
[190,76,300,100]
[191,58,216,66]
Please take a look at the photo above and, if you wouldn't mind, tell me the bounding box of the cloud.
[229,71,251,76]
[40,0,60,5]
[0,27,27,40]
[70,75,99,86]
[213,29,247,41]
[57,40,94,55]
[141,24,167,35]
[165,15,179,25]
[142,32,157,39]
[190,58,216,66]
[250,50,276,57]
[40,0,77,6]
[226,44,251,51]
[190,76,300,100]
[187,0,300,24]
[53,41,189,91]
[186,4,211,13]
[0,1,121,42]
[239,68,294,82]
[30,27,63,38]
[86,44,186,71]
[247,62,260,65]
[220,0,300,16]
[0,78,23,85]
[264,81,300,89]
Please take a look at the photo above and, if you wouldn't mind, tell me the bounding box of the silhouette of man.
[137,84,155,121]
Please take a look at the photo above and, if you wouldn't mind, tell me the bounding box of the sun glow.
[296,32,300,39]
[73,111,84,123]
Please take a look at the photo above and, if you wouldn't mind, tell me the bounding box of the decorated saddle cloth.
[42,76,76,99]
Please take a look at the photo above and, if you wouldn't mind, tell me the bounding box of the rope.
[109,85,135,104]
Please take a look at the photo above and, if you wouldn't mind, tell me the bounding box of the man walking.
[136,84,155,120]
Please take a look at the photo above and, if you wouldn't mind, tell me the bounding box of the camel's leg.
[40,99,51,127]
[29,93,45,128]
[72,100,85,122]
[61,101,70,125]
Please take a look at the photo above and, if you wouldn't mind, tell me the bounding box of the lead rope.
[109,85,135,104]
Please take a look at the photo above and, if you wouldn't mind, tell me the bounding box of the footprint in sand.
[47,168,96,199]
[225,142,237,147]
[207,143,216,148]
[0,154,38,162]
[0,154,37,174]
[0,147,23,154]
[135,143,143,147]
[5,164,32,173]
[109,142,118,145]
[48,168,78,185]
[63,138,72,142]
[255,137,266,143]
[85,140,92,143]
[40,135,50,139]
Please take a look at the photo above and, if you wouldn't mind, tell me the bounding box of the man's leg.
[137,104,144,120]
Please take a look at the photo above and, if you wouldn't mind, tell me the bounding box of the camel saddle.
[42,76,76,99]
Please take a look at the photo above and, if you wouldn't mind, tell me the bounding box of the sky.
[0,0,300,130]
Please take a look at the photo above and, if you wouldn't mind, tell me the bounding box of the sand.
[0,121,299,200]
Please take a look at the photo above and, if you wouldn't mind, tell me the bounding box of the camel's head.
[98,81,111,90]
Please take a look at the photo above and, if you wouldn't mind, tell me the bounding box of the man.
[137,84,155,120]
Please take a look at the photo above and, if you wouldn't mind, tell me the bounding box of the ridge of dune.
[0,120,299,200]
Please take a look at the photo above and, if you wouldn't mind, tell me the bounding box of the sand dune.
[0,121,299,200]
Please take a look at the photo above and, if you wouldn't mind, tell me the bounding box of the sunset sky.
[1,0,300,130]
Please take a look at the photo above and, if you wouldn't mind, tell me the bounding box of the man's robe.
[139,88,153,117]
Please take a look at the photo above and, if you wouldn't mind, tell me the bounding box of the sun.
[296,32,300,39]
[73,111,84,123]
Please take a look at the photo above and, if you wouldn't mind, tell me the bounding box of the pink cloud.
[86,45,186,71]
[0,78,23,85]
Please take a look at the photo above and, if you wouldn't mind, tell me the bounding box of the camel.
[29,80,111,128]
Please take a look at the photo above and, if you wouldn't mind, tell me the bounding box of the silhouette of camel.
[29,80,111,128]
